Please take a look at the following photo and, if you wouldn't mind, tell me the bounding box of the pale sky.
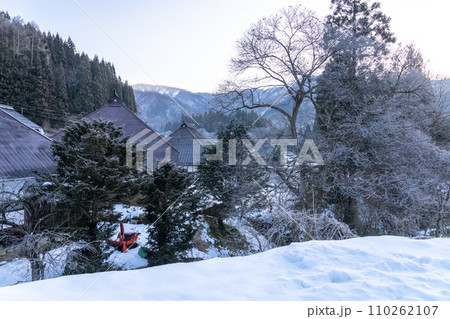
[2,0,449,92]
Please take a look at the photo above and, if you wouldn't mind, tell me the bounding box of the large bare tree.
[216,5,335,140]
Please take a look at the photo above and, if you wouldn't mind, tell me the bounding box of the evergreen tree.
[316,0,396,132]
[140,163,199,266]
[197,121,267,221]
[29,51,53,129]
[0,13,137,129]
[52,65,69,126]
[90,55,109,108]
[72,53,94,114]
[313,1,449,234]
[51,120,134,241]
[314,1,396,229]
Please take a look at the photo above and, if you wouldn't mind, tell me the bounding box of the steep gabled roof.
[0,108,55,179]
[51,91,179,167]
[169,121,206,165]
[83,91,158,139]
[0,104,44,134]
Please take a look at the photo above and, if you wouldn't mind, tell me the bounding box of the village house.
[169,121,207,172]
[0,105,55,217]
[1,91,207,195]
[53,91,180,171]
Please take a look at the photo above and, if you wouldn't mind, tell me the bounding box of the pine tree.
[316,0,396,132]
[51,120,134,242]
[72,53,94,114]
[29,52,53,128]
[314,1,396,229]
[0,13,138,128]
[313,1,449,234]
[52,65,69,126]
[140,163,199,266]
[90,55,109,108]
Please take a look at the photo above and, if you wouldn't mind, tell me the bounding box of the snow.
[225,217,272,253]
[113,204,146,220]
[0,205,148,287]
[0,259,30,286]
[0,210,24,229]
[0,236,449,300]
[0,243,88,287]
[189,219,232,259]
[107,205,148,270]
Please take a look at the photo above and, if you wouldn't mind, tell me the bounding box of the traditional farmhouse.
[0,106,55,196]
[169,121,207,172]
[53,91,179,171]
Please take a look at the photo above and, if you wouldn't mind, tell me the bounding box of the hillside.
[133,84,213,131]
[134,79,450,132]
[0,236,448,300]
[0,12,136,129]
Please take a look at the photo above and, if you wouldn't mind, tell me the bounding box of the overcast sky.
[2,0,449,92]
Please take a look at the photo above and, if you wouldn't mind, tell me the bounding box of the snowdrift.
[0,236,448,300]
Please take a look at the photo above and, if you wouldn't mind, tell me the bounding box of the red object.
[108,222,140,253]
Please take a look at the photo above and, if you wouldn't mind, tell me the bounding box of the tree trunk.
[289,118,298,141]
[342,196,359,231]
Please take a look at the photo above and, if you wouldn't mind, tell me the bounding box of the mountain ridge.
[133,79,449,132]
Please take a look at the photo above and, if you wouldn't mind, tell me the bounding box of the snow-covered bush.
[250,211,356,247]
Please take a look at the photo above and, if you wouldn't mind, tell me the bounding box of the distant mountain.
[133,84,315,131]
[134,79,449,132]
[133,84,213,131]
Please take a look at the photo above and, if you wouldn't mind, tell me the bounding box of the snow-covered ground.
[0,205,148,286]
[107,222,148,270]
[0,258,29,287]
[113,204,145,221]
[0,236,448,300]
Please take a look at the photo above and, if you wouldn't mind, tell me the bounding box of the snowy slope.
[133,84,213,130]
[0,236,448,301]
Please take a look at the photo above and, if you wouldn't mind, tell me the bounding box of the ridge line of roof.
[81,98,180,152]
[0,104,43,130]
[115,102,184,151]
[0,108,53,143]
[186,125,206,140]
[169,123,206,139]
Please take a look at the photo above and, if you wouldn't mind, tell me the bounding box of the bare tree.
[215,5,334,140]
